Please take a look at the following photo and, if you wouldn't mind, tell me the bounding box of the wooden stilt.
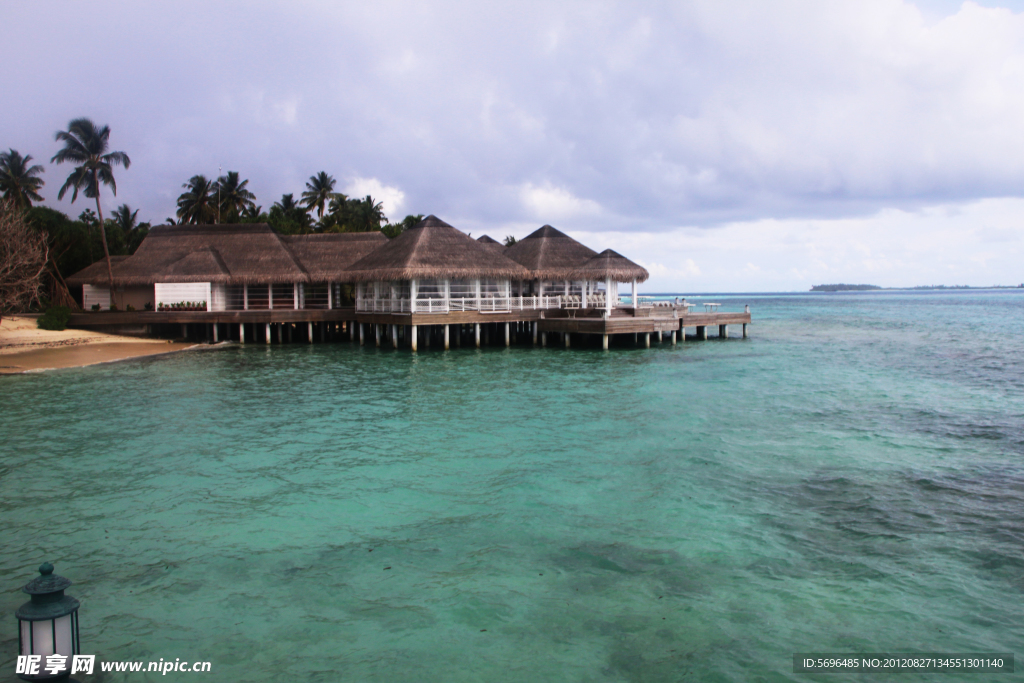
[213,324,219,342]
[240,323,245,343]
[182,323,188,339]
[444,324,450,350]
[505,322,510,347]
[565,332,570,348]
[719,324,728,339]
[671,330,676,345]
[541,331,547,347]
[411,324,418,352]
[644,333,650,348]
[533,321,538,345]
[475,323,481,348]
[742,323,748,338]
[265,323,271,344]
[697,325,707,340]
[602,334,609,350]
[375,324,381,347]
[309,322,314,343]
[320,323,325,342]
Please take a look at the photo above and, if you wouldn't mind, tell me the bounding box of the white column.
[474,279,481,310]
[444,324,450,350]
[243,284,249,310]
[327,282,333,310]
[239,323,245,343]
[602,334,609,350]
[268,284,274,310]
[644,332,650,348]
[308,322,314,343]
[605,277,613,315]
[294,283,300,310]
[411,324,418,351]
[581,281,588,308]
[631,280,637,308]
[410,279,418,313]
[213,324,219,342]
[505,322,510,346]
[475,323,481,348]
[265,323,271,344]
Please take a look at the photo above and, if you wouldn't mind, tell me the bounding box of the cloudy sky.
[4,0,1024,291]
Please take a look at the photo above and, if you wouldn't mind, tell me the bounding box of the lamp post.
[16,563,81,681]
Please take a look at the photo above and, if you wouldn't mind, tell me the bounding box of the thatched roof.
[569,249,649,283]
[66,225,396,286]
[281,232,388,282]
[66,255,131,286]
[84,224,307,285]
[345,215,531,282]
[503,225,597,280]
[476,234,505,253]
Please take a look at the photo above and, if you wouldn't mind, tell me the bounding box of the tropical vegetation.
[51,118,130,299]
[0,149,46,210]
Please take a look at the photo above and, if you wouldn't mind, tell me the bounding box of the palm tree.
[110,204,139,233]
[176,175,217,224]
[0,149,45,210]
[301,172,336,219]
[213,171,256,222]
[51,118,130,294]
[353,195,386,231]
[274,193,300,212]
[241,204,264,222]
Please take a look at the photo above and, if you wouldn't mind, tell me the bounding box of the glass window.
[416,278,444,299]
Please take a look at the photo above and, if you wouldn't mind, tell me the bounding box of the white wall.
[83,285,110,311]
[210,283,227,311]
[155,282,212,310]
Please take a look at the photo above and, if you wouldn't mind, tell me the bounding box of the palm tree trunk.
[93,169,116,308]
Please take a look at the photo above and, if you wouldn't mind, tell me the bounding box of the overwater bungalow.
[66,215,750,348]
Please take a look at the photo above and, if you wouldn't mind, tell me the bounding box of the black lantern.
[16,563,80,681]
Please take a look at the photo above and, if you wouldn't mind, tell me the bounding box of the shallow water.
[2,291,1022,681]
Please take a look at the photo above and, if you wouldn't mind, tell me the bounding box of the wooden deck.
[67,305,751,345]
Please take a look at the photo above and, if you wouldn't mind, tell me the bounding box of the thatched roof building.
[504,225,597,280]
[66,255,131,286]
[345,216,530,282]
[569,249,649,283]
[67,224,389,286]
[281,232,387,282]
[476,235,504,252]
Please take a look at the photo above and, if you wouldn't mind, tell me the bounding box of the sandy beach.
[0,315,194,374]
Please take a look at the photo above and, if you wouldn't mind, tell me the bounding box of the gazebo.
[568,249,650,314]
[346,216,530,313]
[504,225,604,306]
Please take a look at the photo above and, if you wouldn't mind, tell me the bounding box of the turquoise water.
[2,291,1022,681]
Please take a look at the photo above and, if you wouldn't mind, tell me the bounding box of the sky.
[4,0,1024,291]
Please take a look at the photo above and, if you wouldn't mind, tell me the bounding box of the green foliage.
[213,171,256,222]
[503,235,518,246]
[381,214,424,238]
[268,194,313,234]
[51,118,130,203]
[319,194,389,233]
[301,172,336,219]
[177,175,217,224]
[37,306,72,331]
[0,149,46,210]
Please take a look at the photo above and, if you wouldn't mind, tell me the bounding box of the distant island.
[810,284,882,292]
[811,283,1023,292]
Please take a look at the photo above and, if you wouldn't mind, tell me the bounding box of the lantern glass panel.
[21,615,73,658]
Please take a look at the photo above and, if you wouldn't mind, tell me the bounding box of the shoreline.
[0,315,197,374]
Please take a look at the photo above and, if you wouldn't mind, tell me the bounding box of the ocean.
[2,290,1022,681]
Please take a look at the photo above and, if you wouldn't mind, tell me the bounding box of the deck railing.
[355,294,634,314]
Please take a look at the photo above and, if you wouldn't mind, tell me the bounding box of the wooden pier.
[67,303,751,349]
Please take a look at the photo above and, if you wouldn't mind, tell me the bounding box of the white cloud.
[344,178,406,221]
[519,183,602,221]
